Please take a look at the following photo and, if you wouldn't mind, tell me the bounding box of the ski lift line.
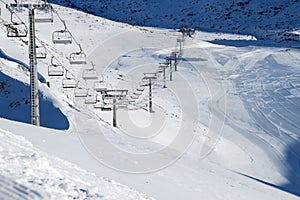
[32,38,86,88]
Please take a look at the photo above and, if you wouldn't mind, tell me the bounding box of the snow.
[0,127,153,199]
[0,0,299,199]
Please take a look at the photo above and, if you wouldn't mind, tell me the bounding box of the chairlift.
[85,95,97,104]
[52,20,72,44]
[136,85,145,92]
[95,102,112,111]
[102,98,113,107]
[62,71,76,88]
[130,95,139,99]
[35,3,54,23]
[48,56,64,76]
[62,78,76,88]
[82,62,98,80]
[128,99,137,104]
[117,99,129,110]
[94,81,107,93]
[94,101,103,109]
[118,104,128,110]
[133,90,142,96]
[74,83,88,97]
[69,44,87,65]
[36,45,47,59]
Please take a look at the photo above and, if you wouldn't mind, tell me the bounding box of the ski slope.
[0,0,300,199]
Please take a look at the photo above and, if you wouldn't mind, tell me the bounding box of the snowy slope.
[0,127,153,200]
[0,0,299,199]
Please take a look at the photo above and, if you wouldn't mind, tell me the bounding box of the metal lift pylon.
[9,2,52,126]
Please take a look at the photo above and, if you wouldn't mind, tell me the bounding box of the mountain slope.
[49,0,300,42]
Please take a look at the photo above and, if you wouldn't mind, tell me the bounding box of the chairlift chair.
[82,62,98,80]
[136,84,145,92]
[94,99,111,111]
[36,45,47,59]
[133,90,142,96]
[130,94,139,99]
[156,68,164,73]
[69,44,87,65]
[118,104,128,110]
[35,3,54,23]
[94,101,103,109]
[52,20,72,44]
[94,81,107,93]
[48,56,64,76]
[102,97,110,103]
[62,71,76,88]
[85,95,97,104]
[74,84,88,97]
[62,78,76,88]
[97,103,112,111]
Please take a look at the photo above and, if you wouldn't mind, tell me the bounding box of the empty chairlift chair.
[85,94,97,104]
[82,62,98,80]
[69,44,87,65]
[62,71,76,88]
[52,20,72,44]
[74,83,88,97]
[34,2,54,23]
[94,100,104,109]
[94,81,107,93]
[94,95,105,109]
[48,56,64,76]
[36,45,47,59]
[97,98,112,111]
[118,100,129,110]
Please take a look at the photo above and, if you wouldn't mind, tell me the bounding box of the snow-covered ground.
[0,0,299,199]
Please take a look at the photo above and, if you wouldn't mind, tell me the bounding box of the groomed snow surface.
[0,0,300,200]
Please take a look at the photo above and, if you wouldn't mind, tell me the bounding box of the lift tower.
[9,1,51,126]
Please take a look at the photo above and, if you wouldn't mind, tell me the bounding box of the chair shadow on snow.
[0,71,69,130]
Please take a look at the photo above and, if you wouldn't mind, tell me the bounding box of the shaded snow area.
[49,0,300,42]
[0,128,153,200]
[0,59,69,130]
